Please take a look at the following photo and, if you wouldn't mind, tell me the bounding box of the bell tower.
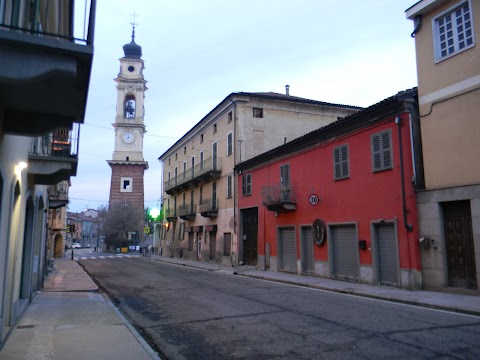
[107,25,148,212]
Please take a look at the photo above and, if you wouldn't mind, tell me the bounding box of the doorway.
[443,201,477,289]
[241,207,258,266]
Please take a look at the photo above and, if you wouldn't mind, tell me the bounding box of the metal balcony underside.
[0,0,96,136]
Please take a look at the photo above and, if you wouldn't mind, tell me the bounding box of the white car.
[71,243,81,249]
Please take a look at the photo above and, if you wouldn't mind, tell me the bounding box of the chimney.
[285,85,290,96]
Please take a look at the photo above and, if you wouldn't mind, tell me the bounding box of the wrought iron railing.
[0,0,96,46]
[179,204,196,217]
[261,183,297,206]
[199,198,219,213]
[49,182,69,201]
[30,123,80,158]
[165,207,177,219]
[164,157,222,192]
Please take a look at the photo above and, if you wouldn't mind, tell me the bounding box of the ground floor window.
[224,232,232,256]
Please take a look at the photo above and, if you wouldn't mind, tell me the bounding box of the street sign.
[144,226,150,234]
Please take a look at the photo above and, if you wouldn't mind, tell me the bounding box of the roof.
[123,27,142,59]
[235,87,418,171]
[158,92,363,160]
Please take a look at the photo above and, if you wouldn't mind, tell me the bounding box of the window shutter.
[280,164,290,186]
[372,133,382,171]
[382,131,392,169]
[334,147,341,179]
[242,175,246,196]
[341,145,349,177]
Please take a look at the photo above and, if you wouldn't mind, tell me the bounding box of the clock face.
[123,132,134,144]
[128,65,135,72]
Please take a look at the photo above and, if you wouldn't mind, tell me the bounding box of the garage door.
[376,223,398,286]
[279,227,296,272]
[331,225,358,281]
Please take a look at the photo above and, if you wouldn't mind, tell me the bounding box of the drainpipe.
[395,115,413,232]
[229,97,238,236]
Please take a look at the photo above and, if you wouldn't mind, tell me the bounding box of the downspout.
[395,115,413,232]
[229,98,237,235]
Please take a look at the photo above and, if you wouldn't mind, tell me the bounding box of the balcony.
[179,204,197,221]
[199,198,219,218]
[28,124,79,184]
[261,183,297,213]
[0,0,96,135]
[165,207,177,222]
[49,181,69,209]
[164,157,222,195]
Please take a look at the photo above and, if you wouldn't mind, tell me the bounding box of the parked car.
[84,244,91,248]
[71,243,81,249]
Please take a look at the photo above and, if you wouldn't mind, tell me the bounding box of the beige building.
[406,0,480,291]
[0,0,95,348]
[158,90,361,266]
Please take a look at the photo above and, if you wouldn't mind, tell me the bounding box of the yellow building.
[158,90,361,266]
[406,0,480,291]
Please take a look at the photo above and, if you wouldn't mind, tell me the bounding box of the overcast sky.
[68,0,418,213]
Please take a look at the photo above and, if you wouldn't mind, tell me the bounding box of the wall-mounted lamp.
[164,222,170,231]
[15,161,28,177]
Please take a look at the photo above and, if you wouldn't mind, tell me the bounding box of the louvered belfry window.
[371,130,393,172]
[334,144,349,180]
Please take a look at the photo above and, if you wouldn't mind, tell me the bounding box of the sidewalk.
[0,258,160,360]
[149,254,480,316]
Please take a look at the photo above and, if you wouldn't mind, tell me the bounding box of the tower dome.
[123,26,142,59]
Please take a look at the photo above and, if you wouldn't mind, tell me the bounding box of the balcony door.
[212,142,218,170]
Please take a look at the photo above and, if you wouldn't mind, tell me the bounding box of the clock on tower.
[107,25,148,215]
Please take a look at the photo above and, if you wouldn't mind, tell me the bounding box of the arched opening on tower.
[124,95,136,119]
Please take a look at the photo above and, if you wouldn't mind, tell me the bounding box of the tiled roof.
[235,87,418,171]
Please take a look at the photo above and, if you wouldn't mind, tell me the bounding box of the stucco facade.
[407,0,480,291]
[159,91,361,266]
[236,89,422,289]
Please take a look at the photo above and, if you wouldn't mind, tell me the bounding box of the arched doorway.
[20,196,34,300]
[53,233,63,258]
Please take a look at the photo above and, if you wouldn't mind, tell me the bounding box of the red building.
[236,88,423,289]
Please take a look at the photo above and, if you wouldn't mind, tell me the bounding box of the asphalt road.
[80,257,480,360]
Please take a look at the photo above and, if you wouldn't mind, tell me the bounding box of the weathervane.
[130,11,139,40]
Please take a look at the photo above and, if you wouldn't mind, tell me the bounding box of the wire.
[69,197,160,203]
[83,122,179,139]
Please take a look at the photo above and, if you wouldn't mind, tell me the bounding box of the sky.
[68,0,419,213]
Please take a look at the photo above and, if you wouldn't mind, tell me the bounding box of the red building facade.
[236,89,423,289]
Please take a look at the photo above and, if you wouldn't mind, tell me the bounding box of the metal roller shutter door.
[301,227,314,274]
[332,225,358,280]
[377,224,398,286]
[279,228,296,272]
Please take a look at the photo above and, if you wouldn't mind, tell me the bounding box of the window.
[371,130,393,172]
[227,132,233,155]
[213,124,217,134]
[199,186,203,203]
[120,177,133,192]
[190,190,195,213]
[168,158,171,165]
[179,223,185,240]
[228,111,233,123]
[242,174,252,196]
[224,233,232,256]
[184,146,186,155]
[199,151,204,169]
[280,164,290,187]
[253,108,263,118]
[227,175,232,198]
[200,134,204,143]
[212,181,217,209]
[173,196,177,216]
[434,2,474,62]
[182,192,186,206]
[183,161,187,178]
[175,153,178,160]
[334,144,349,180]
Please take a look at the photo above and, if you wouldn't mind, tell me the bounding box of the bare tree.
[101,201,143,250]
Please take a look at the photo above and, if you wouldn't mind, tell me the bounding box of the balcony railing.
[164,157,222,194]
[28,124,80,184]
[179,204,197,220]
[165,207,177,222]
[261,183,297,213]
[30,124,80,158]
[199,198,219,218]
[48,181,69,209]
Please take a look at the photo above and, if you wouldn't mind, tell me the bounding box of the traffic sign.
[144,226,150,234]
